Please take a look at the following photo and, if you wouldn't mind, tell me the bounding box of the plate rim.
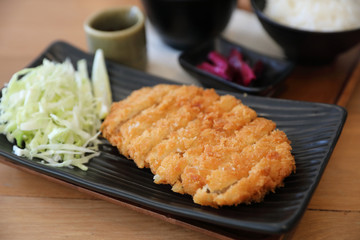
[0,40,347,235]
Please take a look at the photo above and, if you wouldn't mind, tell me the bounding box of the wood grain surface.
[0,0,359,239]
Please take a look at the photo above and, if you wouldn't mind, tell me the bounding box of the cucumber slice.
[92,49,112,119]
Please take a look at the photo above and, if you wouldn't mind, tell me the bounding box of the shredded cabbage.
[0,56,108,170]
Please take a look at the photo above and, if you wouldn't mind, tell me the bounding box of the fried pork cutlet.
[101,84,179,145]
[101,84,295,207]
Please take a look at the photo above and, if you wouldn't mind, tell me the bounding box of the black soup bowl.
[251,0,360,64]
[141,0,237,50]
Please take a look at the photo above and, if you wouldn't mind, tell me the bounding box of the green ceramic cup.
[84,6,147,70]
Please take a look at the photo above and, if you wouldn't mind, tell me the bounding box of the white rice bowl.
[264,0,360,32]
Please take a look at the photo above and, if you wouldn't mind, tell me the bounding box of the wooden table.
[0,0,359,239]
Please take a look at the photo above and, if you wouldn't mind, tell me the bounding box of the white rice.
[263,0,360,32]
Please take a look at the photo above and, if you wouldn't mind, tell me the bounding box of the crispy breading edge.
[152,95,245,185]
[145,89,220,172]
[213,142,295,206]
[154,102,258,192]
[101,84,179,146]
[117,85,200,159]
[179,117,277,196]
[193,130,295,206]
[101,84,296,208]
[126,86,214,168]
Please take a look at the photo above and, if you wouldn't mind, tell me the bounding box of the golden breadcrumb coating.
[101,84,179,145]
[101,84,295,207]
[179,117,276,196]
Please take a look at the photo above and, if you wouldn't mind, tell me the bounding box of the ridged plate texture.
[0,41,346,235]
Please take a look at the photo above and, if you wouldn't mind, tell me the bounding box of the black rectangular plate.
[0,41,346,236]
[179,37,294,95]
